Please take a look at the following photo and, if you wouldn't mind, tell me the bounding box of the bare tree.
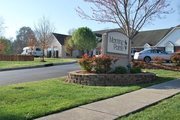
[0,17,5,36]
[76,0,172,66]
[34,16,55,62]
[178,3,180,20]
[0,17,5,51]
[28,32,37,51]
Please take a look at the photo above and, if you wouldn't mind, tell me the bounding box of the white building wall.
[49,36,63,57]
[165,42,174,53]
[156,28,180,47]
[144,43,151,49]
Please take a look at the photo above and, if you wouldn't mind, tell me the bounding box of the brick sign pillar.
[101,31,129,68]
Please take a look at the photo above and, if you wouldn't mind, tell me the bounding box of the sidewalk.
[36,79,180,120]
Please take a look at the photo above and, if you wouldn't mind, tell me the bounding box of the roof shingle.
[131,28,172,47]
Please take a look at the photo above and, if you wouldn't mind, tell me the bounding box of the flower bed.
[67,70,156,86]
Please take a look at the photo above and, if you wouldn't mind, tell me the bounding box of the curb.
[0,61,77,72]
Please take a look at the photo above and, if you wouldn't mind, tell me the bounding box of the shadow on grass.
[138,76,176,88]
[0,111,25,120]
[105,76,176,88]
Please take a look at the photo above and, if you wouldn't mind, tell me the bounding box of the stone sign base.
[67,70,156,86]
[108,54,129,69]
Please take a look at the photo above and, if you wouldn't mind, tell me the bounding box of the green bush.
[113,66,127,74]
[130,67,142,74]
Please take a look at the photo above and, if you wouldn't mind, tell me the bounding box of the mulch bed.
[132,61,180,71]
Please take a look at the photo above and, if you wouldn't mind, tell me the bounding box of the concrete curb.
[0,61,77,72]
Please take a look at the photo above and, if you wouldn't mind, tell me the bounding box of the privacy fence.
[0,54,34,61]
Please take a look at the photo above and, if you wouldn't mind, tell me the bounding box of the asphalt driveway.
[0,63,80,86]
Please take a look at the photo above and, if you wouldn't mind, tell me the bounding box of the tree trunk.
[41,48,45,62]
[127,39,132,72]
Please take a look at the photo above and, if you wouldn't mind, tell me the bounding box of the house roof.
[52,33,70,45]
[94,28,122,37]
[131,28,172,47]
[94,27,173,47]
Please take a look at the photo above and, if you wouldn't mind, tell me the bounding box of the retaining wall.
[67,70,156,86]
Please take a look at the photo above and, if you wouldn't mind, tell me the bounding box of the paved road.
[0,63,80,86]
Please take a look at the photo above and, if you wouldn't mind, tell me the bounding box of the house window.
[165,42,174,53]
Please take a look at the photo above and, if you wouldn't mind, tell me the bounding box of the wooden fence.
[0,54,34,61]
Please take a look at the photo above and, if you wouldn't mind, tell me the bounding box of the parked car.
[21,47,43,57]
[134,48,172,63]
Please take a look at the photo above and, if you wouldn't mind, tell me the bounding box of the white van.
[21,47,43,57]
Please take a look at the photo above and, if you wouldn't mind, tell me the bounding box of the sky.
[0,0,179,39]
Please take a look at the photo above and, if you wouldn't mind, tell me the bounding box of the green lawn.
[119,93,180,120]
[0,58,76,69]
[0,69,179,120]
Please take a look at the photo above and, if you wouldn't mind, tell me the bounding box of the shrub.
[132,61,146,68]
[153,57,164,64]
[93,55,112,73]
[79,54,93,72]
[171,53,180,66]
[113,66,127,74]
[130,67,142,74]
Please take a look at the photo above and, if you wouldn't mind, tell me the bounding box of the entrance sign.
[107,32,129,55]
[101,31,129,68]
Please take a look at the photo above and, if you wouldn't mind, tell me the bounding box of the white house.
[94,25,180,54]
[44,33,68,58]
[155,26,180,53]
[131,25,180,53]
[46,33,82,58]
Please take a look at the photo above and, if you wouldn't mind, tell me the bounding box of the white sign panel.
[107,32,129,55]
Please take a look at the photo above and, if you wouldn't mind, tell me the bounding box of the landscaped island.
[67,54,156,86]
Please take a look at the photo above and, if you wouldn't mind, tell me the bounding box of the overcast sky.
[0,0,179,39]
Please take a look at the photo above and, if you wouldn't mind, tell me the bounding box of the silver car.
[134,49,171,63]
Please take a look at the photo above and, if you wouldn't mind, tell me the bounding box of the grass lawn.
[118,93,180,120]
[0,58,76,69]
[0,69,179,120]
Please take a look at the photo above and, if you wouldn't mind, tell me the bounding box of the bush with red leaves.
[79,54,113,73]
[78,54,93,72]
[93,55,112,73]
[153,57,164,65]
[171,53,180,66]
